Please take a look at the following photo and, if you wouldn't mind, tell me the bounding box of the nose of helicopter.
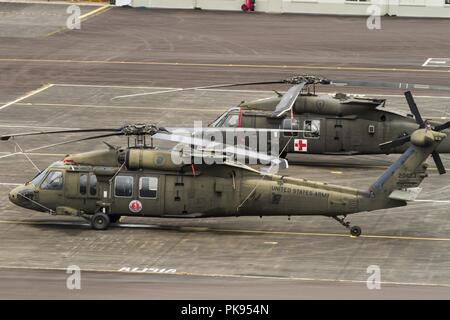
[8,186,20,205]
[9,185,36,208]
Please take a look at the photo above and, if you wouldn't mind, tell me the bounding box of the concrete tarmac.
[0,4,450,299]
[1,268,449,300]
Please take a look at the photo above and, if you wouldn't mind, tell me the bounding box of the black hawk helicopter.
[113,75,450,159]
[1,112,449,236]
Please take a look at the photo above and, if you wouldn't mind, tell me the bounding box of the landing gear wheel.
[109,215,121,224]
[350,226,362,237]
[91,212,110,230]
[332,216,362,237]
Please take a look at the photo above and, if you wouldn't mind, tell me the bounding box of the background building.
[127,0,450,18]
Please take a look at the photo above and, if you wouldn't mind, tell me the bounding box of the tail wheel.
[350,226,362,237]
[91,212,110,230]
[332,216,362,237]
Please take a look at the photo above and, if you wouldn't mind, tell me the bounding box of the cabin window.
[115,176,133,197]
[139,177,158,199]
[90,175,97,196]
[41,171,63,190]
[79,174,87,195]
[281,118,299,137]
[446,0,450,4]
[303,120,320,139]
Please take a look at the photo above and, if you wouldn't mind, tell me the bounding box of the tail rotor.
[379,91,449,174]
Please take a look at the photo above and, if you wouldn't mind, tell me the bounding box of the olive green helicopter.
[113,75,450,158]
[2,105,449,236]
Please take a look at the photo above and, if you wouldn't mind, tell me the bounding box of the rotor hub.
[284,75,330,85]
[121,124,162,136]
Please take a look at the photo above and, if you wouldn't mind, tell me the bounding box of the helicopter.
[2,118,448,236]
[113,75,450,159]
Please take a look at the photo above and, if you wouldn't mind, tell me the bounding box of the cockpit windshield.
[210,107,240,127]
[27,161,63,187]
[29,169,48,187]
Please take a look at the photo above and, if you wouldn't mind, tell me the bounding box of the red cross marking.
[294,139,307,152]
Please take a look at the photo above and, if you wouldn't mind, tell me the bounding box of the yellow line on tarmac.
[79,4,111,21]
[210,227,450,242]
[0,84,53,111]
[0,219,450,242]
[45,5,111,37]
[0,58,449,74]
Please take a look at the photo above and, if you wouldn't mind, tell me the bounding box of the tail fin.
[368,129,446,204]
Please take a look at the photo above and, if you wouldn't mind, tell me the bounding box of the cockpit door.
[36,170,65,210]
[64,172,98,213]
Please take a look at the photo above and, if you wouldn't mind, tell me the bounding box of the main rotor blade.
[328,79,450,92]
[379,135,411,151]
[152,132,280,164]
[1,128,120,141]
[112,80,285,100]
[404,91,425,127]
[164,127,311,134]
[25,133,124,153]
[112,76,450,100]
[271,82,306,118]
[432,151,446,174]
[434,121,450,132]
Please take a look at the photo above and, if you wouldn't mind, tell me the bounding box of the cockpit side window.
[210,108,240,127]
[223,113,239,127]
[41,171,64,190]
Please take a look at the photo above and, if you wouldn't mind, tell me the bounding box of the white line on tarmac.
[422,58,450,68]
[0,152,64,156]
[0,150,65,159]
[430,61,447,64]
[0,124,78,131]
[414,200,450,203]
[422,58,432,67]
[0,152,21,159]
[13,102,226,112]
[0,149,69,159]
[0,84,53,111]
[0,183,21,186]
[2,58,450,74]
[53,83,176,90]
[0,124,78,130]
